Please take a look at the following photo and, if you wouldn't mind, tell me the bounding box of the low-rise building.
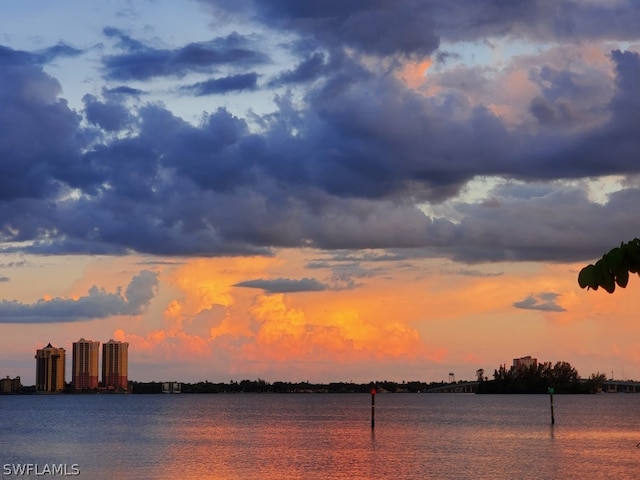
[0,376,21,394]
[162,382,182,394]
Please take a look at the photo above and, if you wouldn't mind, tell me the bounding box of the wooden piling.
[370,386,376,429]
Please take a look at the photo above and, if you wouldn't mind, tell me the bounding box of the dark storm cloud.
[102,28,268,80]
[513,292,566,312]
[0,271,158,323]
[437,0,640,43]
[240,0,440,57]
[202,0,640,58]
[506,50,640,182]
[0,46,89,201]
[182,72,259,95]
[2,0,640,263]
[306,78,507,199]
[234,277,329,293]
[1,46,639,261]
[446,181,640,264]
[297,47,640,199]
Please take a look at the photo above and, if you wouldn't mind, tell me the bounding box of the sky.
[2,0,640,385]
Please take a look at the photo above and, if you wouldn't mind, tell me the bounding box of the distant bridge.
[422,380,640,394]
[600,381,640,393]
[423,381,480,393]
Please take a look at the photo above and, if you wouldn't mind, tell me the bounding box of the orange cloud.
[107,252,444,377]
[169,257,274,313]
[243,288,434,366]
[398,59,432,89]
[99,252,640,382]
[162,256,277,338]
[114,327,211,361]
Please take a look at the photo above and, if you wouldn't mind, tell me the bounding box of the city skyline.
[31,338,129,390]
[2,1,640,385]
[12,343,631,387]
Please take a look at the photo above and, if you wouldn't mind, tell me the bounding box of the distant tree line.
[477,361,607,394]
[13,379,466,394]
[16,365,613,395]
[129,379,448,394]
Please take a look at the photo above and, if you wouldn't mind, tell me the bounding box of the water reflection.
[2,394,640,479]
[156,395,381,479]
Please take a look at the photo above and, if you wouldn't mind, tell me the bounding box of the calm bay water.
[1,393,639,479]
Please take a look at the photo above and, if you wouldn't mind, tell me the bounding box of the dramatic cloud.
[1,1,640,265]
[513,292,567,312]
[205,0,441,57]
[202,1,640,54]
[0,271,158,323]
[0,46,86,202]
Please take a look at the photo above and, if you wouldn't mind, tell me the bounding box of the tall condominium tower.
[35,343,66,392]
[72,338,100,390]
[102,339,129,390]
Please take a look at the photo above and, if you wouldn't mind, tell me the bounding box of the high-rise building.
[102,339,129,390]
[35,343,66,392]
[72,338,100,390]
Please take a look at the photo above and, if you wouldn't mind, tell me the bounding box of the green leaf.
[615,268,629,288]
[596,258,615,293]
[604,247,622,272]
[624,240,640,273]
[620,244,638,273]
[578,264,598,290]
[603,247,630,288]
[579,238,640,293]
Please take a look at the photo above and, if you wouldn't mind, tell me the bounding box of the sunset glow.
[2,1,640,385]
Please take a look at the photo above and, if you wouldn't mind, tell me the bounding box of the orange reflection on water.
[149,394,640,479]
[150,395,382,480]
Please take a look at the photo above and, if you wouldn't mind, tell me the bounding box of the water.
[1,393,639,479]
